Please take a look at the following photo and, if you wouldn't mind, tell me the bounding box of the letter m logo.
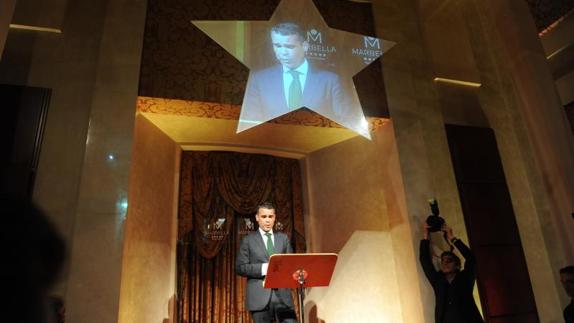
[307,29,322,43]
[364,37,380,49]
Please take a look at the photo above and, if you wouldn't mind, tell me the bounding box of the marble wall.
[55,1,146,321]
[306,231,403,323]
[0,0,147,322]
[468,1,574,319]
[303,123,427,322]
[118,115,180,323]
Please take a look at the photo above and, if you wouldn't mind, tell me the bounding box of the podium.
[264,253,337,323]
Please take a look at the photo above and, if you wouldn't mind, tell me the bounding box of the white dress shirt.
[281,59,309,108]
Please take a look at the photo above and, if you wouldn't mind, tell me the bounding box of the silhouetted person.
[420,223,484,323]
[1,195,65,323]
[560,266,574,323]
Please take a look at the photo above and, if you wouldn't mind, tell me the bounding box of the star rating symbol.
[192,0,395,139]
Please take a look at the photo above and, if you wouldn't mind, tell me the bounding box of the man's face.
[440,255,460,274]
[271,31,308,70]
[256,207,276,232]
[561,273,574,298]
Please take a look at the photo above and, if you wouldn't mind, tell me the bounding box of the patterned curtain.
[177,151,305,323]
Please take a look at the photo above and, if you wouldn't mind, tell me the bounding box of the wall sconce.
[236,218,285,235]
[275,221,284,231]
[239,218,255,235]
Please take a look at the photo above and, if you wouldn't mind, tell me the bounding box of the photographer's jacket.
[419,239,484,323]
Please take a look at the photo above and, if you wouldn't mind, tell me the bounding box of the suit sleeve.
[285,234,293,254]
[329,73,365,132]
[240,71,265,124]
[235,235,264,279]
[454,239,476,278]
[419,239,440,284]
[330,74,349,117]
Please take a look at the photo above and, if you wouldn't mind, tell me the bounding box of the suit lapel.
[254,231,284,257]
[254,231,269,260]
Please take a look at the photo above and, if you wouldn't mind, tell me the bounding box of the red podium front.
[264,253,338,323]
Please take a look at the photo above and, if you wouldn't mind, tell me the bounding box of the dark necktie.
[265,232,274,256]
[288,70,302,109]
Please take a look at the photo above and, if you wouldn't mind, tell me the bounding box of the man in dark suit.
[560,266,574,323]
[239,22,352,131]
[420,223,484,323]
[236,202,297,323]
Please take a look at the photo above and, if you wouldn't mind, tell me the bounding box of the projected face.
[271,31,308,70]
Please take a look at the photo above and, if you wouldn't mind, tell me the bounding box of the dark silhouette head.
[1,195,66,323]
[560,265,574,298]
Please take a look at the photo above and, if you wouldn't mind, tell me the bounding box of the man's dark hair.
[257,201,276,211]
[271,22,306,43]
[440,251,461,267]
[560,266,574,275]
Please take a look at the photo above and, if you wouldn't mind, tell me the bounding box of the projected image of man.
[272,23,307,109]
[239,22,351,130]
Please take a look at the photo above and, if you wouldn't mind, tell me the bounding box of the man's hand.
[442,225,455,241]
[422,221,430,240]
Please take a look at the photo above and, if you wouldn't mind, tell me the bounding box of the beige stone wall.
[303,124,425,322]
[306,231,403,323]
[63,1,147,321]
[304,133,388,253]
[118,115,180,323]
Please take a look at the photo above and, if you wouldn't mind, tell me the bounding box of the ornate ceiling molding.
[137,96,388,131]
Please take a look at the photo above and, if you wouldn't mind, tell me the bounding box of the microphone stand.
[295,269,307,323]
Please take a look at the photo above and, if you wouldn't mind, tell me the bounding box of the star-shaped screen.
[193,0,395,139]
